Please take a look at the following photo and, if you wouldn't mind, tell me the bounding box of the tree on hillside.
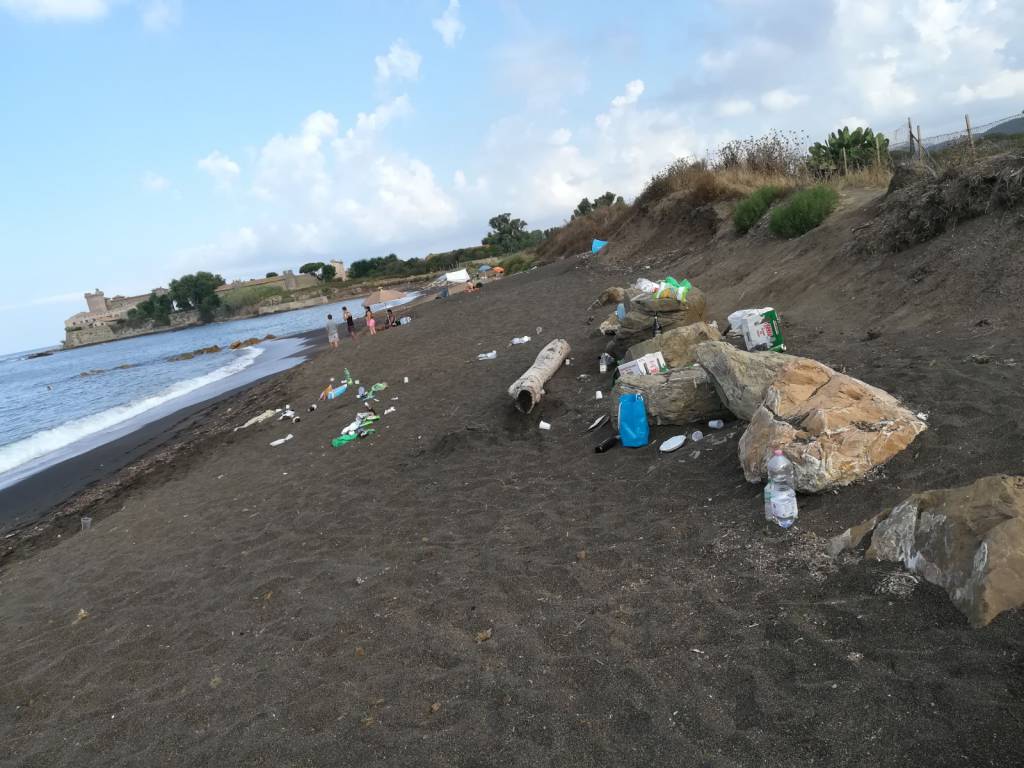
[321,264,336,282]
[168,272,225,321]
[127,291,174,326]
[299,262,325,277]
[265,271,279,278]
[571,192,625,220]
[809,126,889,174]
[482,213,545,253]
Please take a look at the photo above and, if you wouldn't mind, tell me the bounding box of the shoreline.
[0,329,324,566]
[0,288,440,566]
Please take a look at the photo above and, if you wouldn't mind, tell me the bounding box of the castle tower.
[85,289,108,313]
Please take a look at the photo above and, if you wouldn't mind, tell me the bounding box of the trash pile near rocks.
[584,274,1024,626]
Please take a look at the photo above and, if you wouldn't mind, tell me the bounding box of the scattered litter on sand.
[269,434,293,447]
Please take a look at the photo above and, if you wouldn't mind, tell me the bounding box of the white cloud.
[717,98,754,117]
[142,171,170,191]
[838,116,870,129]
[955,68,1024,102]
[141,0,179,30]
[596,79,646,130]
[548,128,572,145]
[432,0,465,47]
[611,79,645,108]
[0,0,110,21]
[178,101,456,277]
[197,151,241,188]
[375,39,422,82]
[760,88,808,111]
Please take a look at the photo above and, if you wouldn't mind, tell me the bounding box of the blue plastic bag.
[618,393,649,448]
[592,239,608,253]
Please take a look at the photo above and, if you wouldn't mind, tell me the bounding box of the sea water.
[0,293,418,489]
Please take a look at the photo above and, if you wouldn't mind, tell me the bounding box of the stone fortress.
[62,262,347,349]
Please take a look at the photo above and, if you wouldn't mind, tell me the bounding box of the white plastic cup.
[708,419,725,430]
[691,430,704,442]
[81,517,92,531]
[595,390,603,400]
[539,421,551,430]
[403,376,409,384]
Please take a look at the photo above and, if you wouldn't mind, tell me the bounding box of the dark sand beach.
[2,227,1024,766]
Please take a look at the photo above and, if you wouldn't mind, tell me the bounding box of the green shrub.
[733,185,782,234]
[499,253,535,274]
[220,285,284,311]
[768,186,839,238]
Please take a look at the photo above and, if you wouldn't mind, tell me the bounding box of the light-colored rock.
[595,286,627,306]
[614,287,708,345]
[738,357,926,492]
[628,322,722,369]
[599,312,621,336]
[831,475,1024,627]
[694,341,797,420]
[612,366,727,427]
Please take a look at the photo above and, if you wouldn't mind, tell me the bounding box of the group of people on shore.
[325,306,398,349]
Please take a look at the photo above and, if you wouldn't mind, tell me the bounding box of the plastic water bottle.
[764,450,798,528]
[616,302,626,321]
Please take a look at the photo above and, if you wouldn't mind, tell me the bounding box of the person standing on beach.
[365,307,377,335]
[325,313,339,349]
[343,306,357,343]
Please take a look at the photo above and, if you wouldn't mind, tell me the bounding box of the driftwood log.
[508,339,571,413]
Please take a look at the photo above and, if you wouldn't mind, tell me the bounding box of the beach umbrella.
[362,288,407,308]
[492,266,505,273]
[478,264,493,272]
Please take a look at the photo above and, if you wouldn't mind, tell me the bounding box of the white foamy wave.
[0,347,263,476]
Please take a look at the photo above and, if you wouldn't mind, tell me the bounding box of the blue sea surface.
[0,295,417,488]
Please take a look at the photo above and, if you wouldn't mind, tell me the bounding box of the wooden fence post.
[916,125,923,161]
[965,114,975,157]
[907,117,914,154]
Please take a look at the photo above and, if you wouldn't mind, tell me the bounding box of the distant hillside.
[985,115,1024,136]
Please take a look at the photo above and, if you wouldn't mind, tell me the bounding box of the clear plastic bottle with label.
[764,449,798,528]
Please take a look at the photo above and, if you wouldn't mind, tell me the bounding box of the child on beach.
[386,308,397,328]
[343,307,357,343]
[365,308,377,335]
[325,313,339,349]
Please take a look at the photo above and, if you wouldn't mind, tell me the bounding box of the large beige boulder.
[612,366,727,427]
[615,287,708,345]
[628,322,722,369]
[831,476,1024,627]
[694,341,797,420]
[738,357,926,492]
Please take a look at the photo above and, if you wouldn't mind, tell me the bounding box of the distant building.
[65,288,166,330]
[329,260,347,281]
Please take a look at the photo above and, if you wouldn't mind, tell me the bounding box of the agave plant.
[809,126,889,173]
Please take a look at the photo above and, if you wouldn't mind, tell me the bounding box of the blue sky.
[1,0,1023,353]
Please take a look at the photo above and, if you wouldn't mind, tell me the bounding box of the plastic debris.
[690,430,704,442]
[659,435,686,453]
[595,435,619,453]
[595,390,603,400]
[477,351,497,360]
[384,406,396,415]
[511,336,532,345]
[586,415,609,432]
[233,409,278,431]
[708,419,725,429]
[270,434,294,447]
[539,420,552,430]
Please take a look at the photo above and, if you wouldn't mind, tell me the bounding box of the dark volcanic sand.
[1,251,1023,767]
